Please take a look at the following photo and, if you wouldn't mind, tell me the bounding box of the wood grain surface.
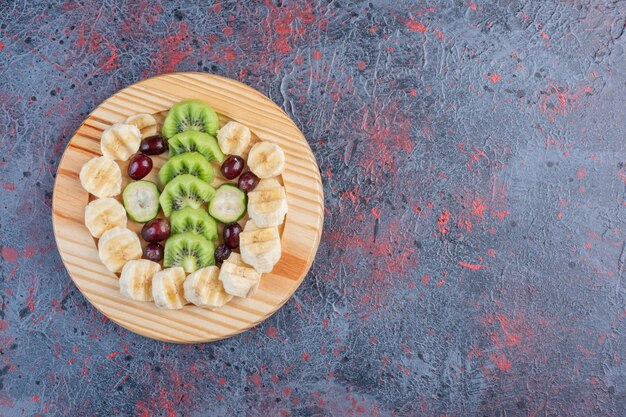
[52,73,324,343]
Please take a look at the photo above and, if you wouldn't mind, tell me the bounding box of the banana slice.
[80,156,122,198]
[247,142,285,179]
[217,121,251,156]
[119,259,161,301]
[125,113,158,138]
[184,266,233,307]
[97,227,142,273]
[101,123,141,161]
[239,220,281,273]
[84,198,127,238]
[152,267,187,309]
[219,252,261,298]
[247,178,288,227]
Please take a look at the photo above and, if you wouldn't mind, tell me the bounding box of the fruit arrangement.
[79,99,288,310]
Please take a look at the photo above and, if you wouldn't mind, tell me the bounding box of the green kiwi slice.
[167,131,225,163]
[158,152,214,185]
[170,207,218,241]
[122,181,160,222]
[163,232,215,273]
[162,99,220,138]
[158,174,215,217]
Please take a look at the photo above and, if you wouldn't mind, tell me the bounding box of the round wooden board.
[52,73,324,343]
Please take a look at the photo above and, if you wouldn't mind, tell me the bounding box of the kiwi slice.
[159,174,215,217]
[162,99,220,139]
[164,232,215,273]
[158,152,214,185]
[168,131,225,163]
[122,181,160,222]
[170,207,218,241]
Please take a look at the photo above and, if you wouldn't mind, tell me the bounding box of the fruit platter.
[52,73,323,343]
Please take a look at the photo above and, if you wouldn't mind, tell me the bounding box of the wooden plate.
[52,73,324,343]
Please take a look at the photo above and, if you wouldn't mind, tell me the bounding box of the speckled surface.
[1,1,626,415]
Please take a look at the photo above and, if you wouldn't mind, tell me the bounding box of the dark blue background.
[1,1,625,416]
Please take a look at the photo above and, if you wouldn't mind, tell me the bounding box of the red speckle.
[301,352,311,361]
[421,275,431,285]
[597,332,607,345]
[23,246,36,258]
[322,318,329,329]
[312,49,322,60]
[486,73,502,83]
[409,89,417,96]
[576,167,586,179]
[371,207,381,219]
[154,22,192,73]
[459,261,486,271]
[437,210,450,234]
[2,182,15,191]
[218,377,226,386]
[584,242,592,249]
[590,376,599,385]
[32,395,39,402]
[223,47,237,62]
[0,320,7,331]
[469,1,478,10]
[248,373,261,389]
[266,326,278,338]
[369,336,377,344]
[434,29,444,40]
[357,60,366,71]
[405,19,427,32]
[0,42,4,51]
[487,248,496,257]
[26,287,34,312]
[400,343,412,355]
[106,352,121,359]
[283,387,292,397]
[490,353,511,371]
[557,212,563,220]
[1,247,18,262]
[472,196,486,218]
[223,26,233,36]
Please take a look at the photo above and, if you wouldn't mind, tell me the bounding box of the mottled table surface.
[1,1,626,416]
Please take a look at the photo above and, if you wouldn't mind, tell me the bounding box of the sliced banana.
[152,267,187,309]
[239,220,281,273]
[247,142,285,179]
[219,252,261,298]
[97,227,142,273]
[119,259,161,301]
[101,123,141,161]
[125,113,158,138]
[79,156,122,198]
[247,178,288,227]
[184,266,233,307]
[217,121,251,156]
[84,198,127,238]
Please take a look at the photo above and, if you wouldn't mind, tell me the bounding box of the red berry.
[221,155,245,179]
[214,244,231,263]
[143,242,164,262]
[141,218,171,242]
[223,223,242,249]
[238,171,260,192]
[127,153,153,180]
[139,135,168,155]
